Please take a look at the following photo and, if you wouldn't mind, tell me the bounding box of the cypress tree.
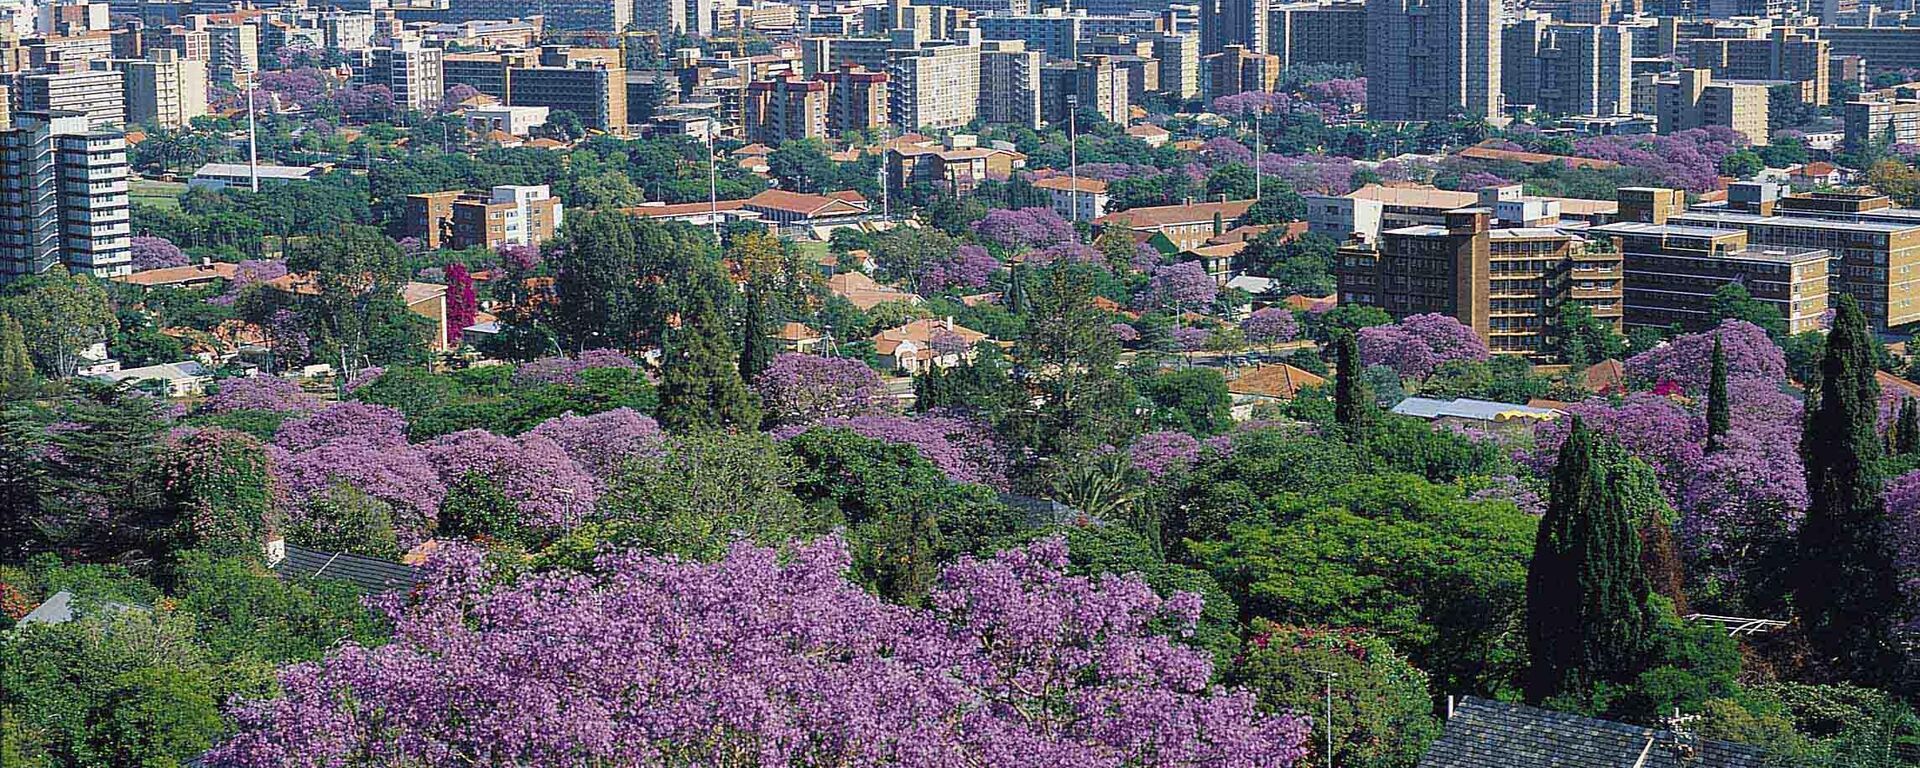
[1332,332,1372,442]
[737,280,775,384]
[0,406,45,562]
[1525,417,1658,703]
[658,282,761,432]
[1793,294,1902,683]
[0,313,34,395]
[1705,337,1730,453]
[1897,398,1920,456]
[1007,264,1030,316]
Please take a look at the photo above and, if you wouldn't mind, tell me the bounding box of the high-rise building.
[1655,68,1769,145]
[1040,56,1130,126]
[0,112,130,282]
[1268,0,1365,71]
[506,62,628,132]
[1503,18,1633,116]
[1596,191,1830,334]
[141,25,209,62]
[446,0,629,31]
[634,0,713,36]
[818,63,888,134]
[18,64,124,129]
[978,39,1042,129]
[116,47,206,127]
[1844,95,1920,152]
[1203,43,1276,98]
[1198,0,1265,55]
[745,74,828,143]
[980,10,1083,61]
[1334,207,1623,357]
[355,38,444,114]
[1148,31,1200,99]
[198,21,257,84]
[887,41,979,130]
[1364,0,1502,121]
[1688,28,1829,106]
[405,184,563,250]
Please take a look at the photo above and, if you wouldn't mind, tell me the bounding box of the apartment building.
[980,9,1082,61]
[1655,68,1769,145]
[198,22,256,83]
[1594,219,1830,334]
[978,40,1042,129]
[1199,0,1266,56]
[1039,56,1130,126]
[1094,198,1255,251]
[18,65,124,130]
[115,47,206,128]
[1810,26,1920,74]
[886,136,1024,195]
[354,39,443,114]
[1267,0,1365,71]
[1148,31,1200,100]
[1670,183,1920,329]
[1688,28,1829,107]
[1203,43,1277,98]
[1364,0,1502,121]
[0,112,130,282]
[1334,208,1624,357]
[745,74,828,143]
[1843,96,1920,152]
[1503,17,1634,116]
[818,63,887,134]
[506,63,628,132]
[887,42,979,130]
[443,0,628,31]
[140,25,208,63]
[404,184,563,251]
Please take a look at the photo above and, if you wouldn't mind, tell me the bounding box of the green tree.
[577,433,822,564]
[1231,622,1440,768]
[1138,367,1234,436]
[1706,338,1730,453]
[1897,398,1920,456]
[0,406,46,562]
[1555,301,1625,367]
[284,224,414,381]
[1707,283,1788,338]
[1,266,115,378]
[36,387,170,561]
[1333,332,1372,442]
[0,314,36,394]
[767,138,836,193]
[1719,150,1765,178]
[737,279,776,384]
[547,211,645,351]
[657,271,759,432]
[1011,263,1135,455]
[1525,417,1658,703]
[287,483,402,560]
[1793,295,1902,684]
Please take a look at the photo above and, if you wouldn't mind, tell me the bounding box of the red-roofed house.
[1095,198,1256,251]
[1033,175,1110,220]
[871,317,988,373]
[742,189,871,227]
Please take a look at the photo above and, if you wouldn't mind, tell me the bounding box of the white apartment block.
[887,41,980,130]
[0,112,131,282]
[117,48,208,128]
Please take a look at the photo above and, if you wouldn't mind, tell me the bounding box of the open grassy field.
[131,178,187,210]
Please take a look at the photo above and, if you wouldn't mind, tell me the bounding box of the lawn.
[131,179,187,210]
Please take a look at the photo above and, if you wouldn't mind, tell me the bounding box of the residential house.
[1226,363,1326,413]
[826,271,922,310]
[774,321,825,353]
[1390,396,1561,433]
[871,316,987,374]
[114,260,239,289]
[1418,697,1770,768]
[89,360,214,396]
[1095,198,1255,252]
[1125,123,1170,147]
[741,188,871,228]
[1032,175,1109,221]
[887,138,1026,196]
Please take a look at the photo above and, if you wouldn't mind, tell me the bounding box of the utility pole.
[1313,669,1339,768]
[1253,105,1262,202]
[706,124,719,242]
[1067,94,1078,223]
[245,70,259,193]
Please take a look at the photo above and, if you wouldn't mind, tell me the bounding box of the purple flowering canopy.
[524,407,665,481]
[970,207,1076,252]
[274,402,410,452]
[920,244,1002,293]
[1130,431,1206,479]
[755,353,889,425]
[211,537,1309,768]
[203,376,320,414]
[777,414,1009,490]
[511,349,642,387]
[1240,308,1298,346]
[1883,471,1920,629]
[129,235,188,272]
[1625,320,1786,392]
[1143,262,1219,311]
[1357,313,1488,379]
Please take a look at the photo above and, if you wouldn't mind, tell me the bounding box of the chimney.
[943,315,954,330]
[264,536,286,567]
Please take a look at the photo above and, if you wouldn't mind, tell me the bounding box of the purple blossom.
[920,244,1001,292]
[776,414,1009,490]
[342,366,385,394]
[1026,241,1105,268]
[1172,327,1209,352]
[1143,262,1219,310]
[1625,320,1785,393]
[1130,431,1203,478]
[1199,138,1252,166]
[754,353,889,425]
[212,259,288,306]
[204,376,320,414]
[498,244,541,272]
[272,439,445,544]
[274,402,410,452]
[525,408,666,481]
[1240,307,1297,346]
[1257,155,1357,196]
[970,207,1075,251]
[209,537,1310,768]
[1884,471,1920,628]
[512,349,641,387]
[1526,393,1705,500]
[1356,313,1489,379]
[423,429,597,529]
[1467,475,1545,516]
[1571,127,1748,192]
[130,236,188,271]
[1111,323,1142,343]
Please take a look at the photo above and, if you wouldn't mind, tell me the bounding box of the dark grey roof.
[15,590,146,626]
[997,493,1092,528]
[1419,697,1773,768]
[272,543,420,594]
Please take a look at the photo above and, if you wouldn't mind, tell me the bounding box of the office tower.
[36,0,110,36]
[1596,193,1830,334]
[1655,69,1768,145]
[1365,0,1501,121]
[1334,207,1623,357]
[0,112,130,282]
[1503,19,1633,116]
[1149,31,1199,99]
[355,39,444,113]
[862,0,968,40]
[18,64,124,129]
[507,62,628,132]
[321,11,375,50]
[405,184,563,250]
[634,0,713,36]
[1198,0,1265,55]
[1688,28,1829,107]
[887,42,979,130]
[745,74,828,143]
[978,39,1041,129]
[116,47,206,127]
[1040,55,1129,125]
[1202,43,1276,98]
[1268,0,1365,70]
[818,63,887,133]
[141,25,210,62]
[980,10,1083,61]
[200,21,257,84]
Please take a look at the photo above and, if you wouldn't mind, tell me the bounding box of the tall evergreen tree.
[1332,332,1372,442]
[1705,337,1730,453]
[1006,264,1030,316]
[1793,294,1902,683]
[1896,398,1920,456]
[737,280,775,384]
[658,279,760,432]
[0,313,36,394]
[1525,417,1658,703]
[0,405,45,562]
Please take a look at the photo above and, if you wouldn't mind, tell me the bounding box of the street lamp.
[1312,669,1340,768]
[1066,94,1079,223]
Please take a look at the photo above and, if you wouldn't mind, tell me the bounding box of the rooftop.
[1419,697,1770,768]
[1391,397,1561,422]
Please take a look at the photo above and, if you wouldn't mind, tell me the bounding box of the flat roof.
[1672,209,1920,234]
[1592,221,1744,238]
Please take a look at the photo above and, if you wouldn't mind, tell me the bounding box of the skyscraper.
[0,112,130,282]
[1364,0,1501,121]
